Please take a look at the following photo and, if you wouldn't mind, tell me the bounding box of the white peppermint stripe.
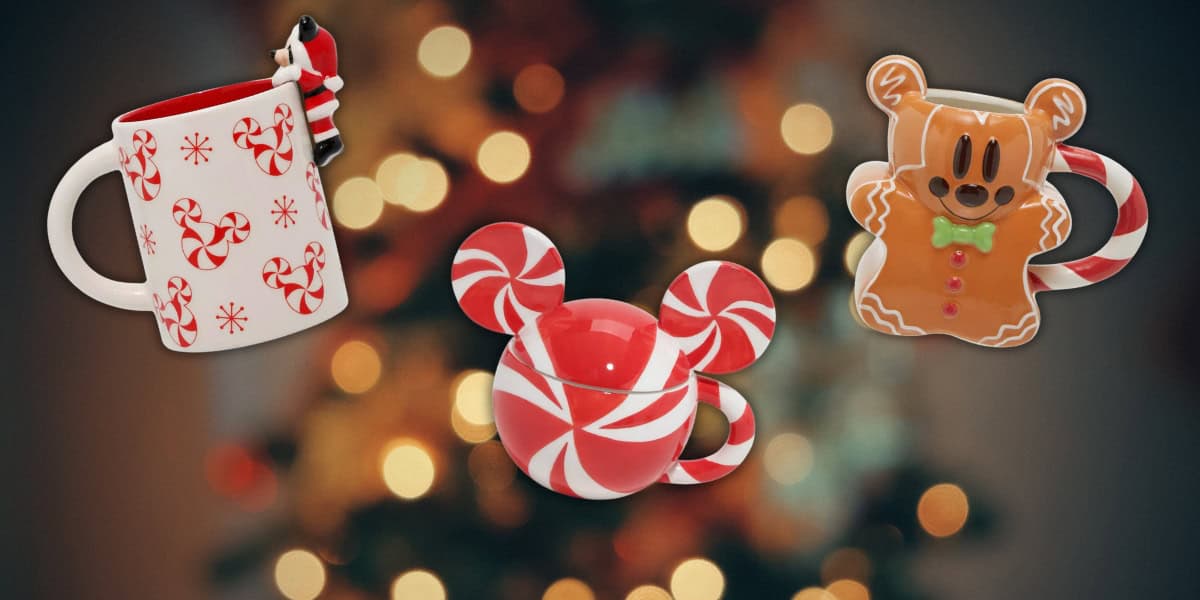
[494,361,571,423]
[527,431,628,500]
[1096,229,1146,260]
[1029,264,1093,290]
[584,378,696,442]
[708,437,754,467]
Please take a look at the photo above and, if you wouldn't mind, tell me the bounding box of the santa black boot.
[314,135,344,167]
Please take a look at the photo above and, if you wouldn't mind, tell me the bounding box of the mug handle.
[659,376,755,485]
[47,142,154,311]
[1028,144,1148,292]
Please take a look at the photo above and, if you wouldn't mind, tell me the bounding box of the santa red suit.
[272,15,344,166]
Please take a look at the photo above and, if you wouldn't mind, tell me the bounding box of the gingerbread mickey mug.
[848,55,1148,347]
[452,223,777,499]
[48,79,348,352]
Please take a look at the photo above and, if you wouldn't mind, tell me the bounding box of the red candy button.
[946,276,963,293]
[942,301,959,318]
[949,250,967,269]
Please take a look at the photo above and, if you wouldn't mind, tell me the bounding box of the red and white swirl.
[153,276,198,348]
[306,162,330,229]
[1028,144,1148,292]
[452,222,565,334]
[659,377,755,485]
[118,129,161,201]
[232,103,295,176]
[659,261,776,374]
[172,198,251,270]
[262,242,327,315]
[492,343,697,500]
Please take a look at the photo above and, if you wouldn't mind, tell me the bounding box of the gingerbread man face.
[849,55,1147,348]
[868,56,1086,224]
[452,222,776,498]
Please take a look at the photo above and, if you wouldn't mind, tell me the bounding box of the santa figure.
[271,15,344,166]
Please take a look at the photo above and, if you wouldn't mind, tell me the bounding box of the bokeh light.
[626,586,673,600]
[515,64,566,113]
[918,483,970,537]
[381,440,436,500]
[686,196,744,252]
[543,578,595,600]
[793,588,836,600]
[763,432,814,485]
[330,340,382,394]
[775,195,830,245]
[274,549,326,600]
[761,238,817,292]
[781,103,834,154]
[333,177,385,230]
[468,441,515,490]
[670,557,725,600]
[375,152,417,204]
[844,232,874,275]
[392,569,447,600]
[451,406,497,443]
[453,370,494,425]
[477,131,532,183]
[417,26,471,78]
[820,548,872,584]
[826,579,870,600]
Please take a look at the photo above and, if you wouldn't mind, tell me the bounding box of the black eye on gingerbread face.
[928,134,1016,215]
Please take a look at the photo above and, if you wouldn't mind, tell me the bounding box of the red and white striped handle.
[1029,144,1148,292]
[659,377,755,485]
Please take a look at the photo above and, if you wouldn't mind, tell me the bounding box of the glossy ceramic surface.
[848,55,1148,348]
[452,222,776,498]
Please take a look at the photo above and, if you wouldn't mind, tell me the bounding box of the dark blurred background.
[5,1,1199,599]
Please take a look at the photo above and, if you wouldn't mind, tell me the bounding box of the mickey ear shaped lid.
[452,222,565,334]
[659,260,776,374]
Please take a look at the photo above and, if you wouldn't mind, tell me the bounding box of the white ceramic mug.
[48,79,348,352]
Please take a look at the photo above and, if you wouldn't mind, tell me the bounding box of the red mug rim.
[117,78,275,123]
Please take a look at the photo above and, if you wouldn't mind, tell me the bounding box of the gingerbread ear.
[659,261,776,374]
[452,222,565,334]
[1025,78,1086,141]
[866,55,927,113]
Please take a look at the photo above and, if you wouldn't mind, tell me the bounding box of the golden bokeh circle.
[391,569,447,600]
[670,557,725,600]
[333,177,385,230]
[417,26,471,78]
[761,237,818,292]
[543,578,595,600]
[917,483,970,537]
[686,196,744,252]
[274,549,326,600]
[763,432,814,485]
[381,440,436,500]
[330,340,383,394]
[477,131,532,183]
[781,103,834,155]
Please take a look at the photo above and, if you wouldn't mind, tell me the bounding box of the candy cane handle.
[1029,144,1148,292]
[48,142,154,311]
[660,377,755,485]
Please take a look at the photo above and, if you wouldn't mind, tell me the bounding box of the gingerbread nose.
[955,184,989,207]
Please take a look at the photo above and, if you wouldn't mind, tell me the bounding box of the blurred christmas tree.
[209,1,993,598]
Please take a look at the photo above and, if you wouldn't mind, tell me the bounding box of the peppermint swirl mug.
[48,79,348,352]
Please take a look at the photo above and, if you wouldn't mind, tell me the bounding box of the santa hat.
[287,15,343,92]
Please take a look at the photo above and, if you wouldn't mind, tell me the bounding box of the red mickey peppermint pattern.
[453,223,776,500]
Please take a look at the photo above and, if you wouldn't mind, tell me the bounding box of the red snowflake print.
[216,302,248,334]
[139,224,157,255]
[181,132,213,165]
[271,196,298,229]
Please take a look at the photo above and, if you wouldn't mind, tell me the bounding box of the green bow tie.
[931,216,995,253]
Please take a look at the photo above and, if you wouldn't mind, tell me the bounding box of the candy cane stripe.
[1029,145,1147,292]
